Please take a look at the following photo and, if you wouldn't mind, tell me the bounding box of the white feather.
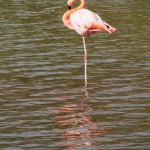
[70,9,104,35]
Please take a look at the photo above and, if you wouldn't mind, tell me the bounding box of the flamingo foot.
[104,22,116,33]
[84,83,87,88]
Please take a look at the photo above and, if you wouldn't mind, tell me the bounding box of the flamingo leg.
[82,36,87,87]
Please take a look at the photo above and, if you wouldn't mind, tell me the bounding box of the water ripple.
[0,0,150,149]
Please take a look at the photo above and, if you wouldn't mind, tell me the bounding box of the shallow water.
[0,0,150,149]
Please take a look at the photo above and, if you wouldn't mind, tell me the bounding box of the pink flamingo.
[62,0,116,87]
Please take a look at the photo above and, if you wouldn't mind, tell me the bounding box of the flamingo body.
[62,0,116,87]
[70,9,105,36]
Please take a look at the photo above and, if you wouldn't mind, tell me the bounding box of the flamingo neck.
[78,0,86,9]
[62,0,86,29]
[62,10,74,30]
[71,0,86,12]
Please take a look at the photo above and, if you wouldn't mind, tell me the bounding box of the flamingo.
[62,0,116,87]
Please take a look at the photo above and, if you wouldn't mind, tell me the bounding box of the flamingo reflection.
[49,90,109,149]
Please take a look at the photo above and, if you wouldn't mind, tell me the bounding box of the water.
[0,0,149,149]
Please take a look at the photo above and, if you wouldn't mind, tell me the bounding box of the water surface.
[0,0,150,149]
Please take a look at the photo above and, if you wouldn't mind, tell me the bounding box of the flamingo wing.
[70,9,105,36]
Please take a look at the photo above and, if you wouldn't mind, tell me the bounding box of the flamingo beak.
[67,4,71,10]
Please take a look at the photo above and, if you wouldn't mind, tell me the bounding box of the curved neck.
[62,0,86,30]
[78,0,86,9]
[72,0,86,11]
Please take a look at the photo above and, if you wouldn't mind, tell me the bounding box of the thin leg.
[83,36,87,87]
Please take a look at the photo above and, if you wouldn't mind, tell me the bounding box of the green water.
[0,0,149,149]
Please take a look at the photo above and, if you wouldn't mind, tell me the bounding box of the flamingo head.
[67,0,76,10]
[67,4,71,10]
